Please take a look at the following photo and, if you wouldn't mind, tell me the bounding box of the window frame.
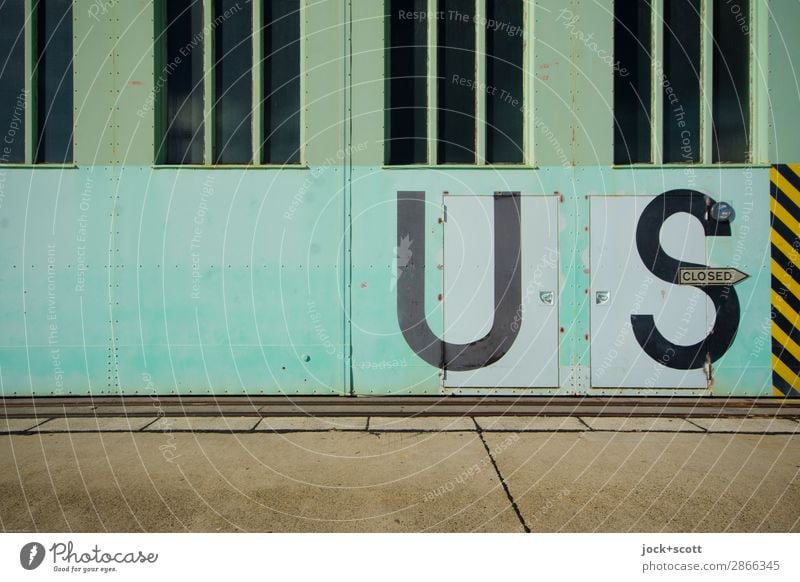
[387,0,533,167]
[615,0,765,167]
[157,0,305,167]
[0,0,76,167]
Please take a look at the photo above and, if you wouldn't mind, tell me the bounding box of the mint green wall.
[0,1,789,395]
[768,0,800,162]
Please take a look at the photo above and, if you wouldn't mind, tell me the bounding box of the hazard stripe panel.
[770,164,800,397]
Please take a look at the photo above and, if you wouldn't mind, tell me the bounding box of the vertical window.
[438,0,476,164]
[164,0,204,164]
[0,0,75,166]
[263,0,301,164]
[614,0,751,165]
[36,0,73,163]
[386,0,525,166]
[0,0,25,164]
[663,0,701,163]
[214,0,252,164]
[486,0,523,164]
[712,0,750,163]
[613,0,651,165]
[387,0,427,165]
[161,1,302,165]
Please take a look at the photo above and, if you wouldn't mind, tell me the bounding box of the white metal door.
[444,194,559,388]
[590,196,710,389]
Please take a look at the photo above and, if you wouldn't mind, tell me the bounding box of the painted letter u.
[396,191,523,371]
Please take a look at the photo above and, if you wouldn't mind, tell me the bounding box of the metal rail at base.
[1,396,799,419]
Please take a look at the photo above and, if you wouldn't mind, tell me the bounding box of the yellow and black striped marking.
[770,164,800,397]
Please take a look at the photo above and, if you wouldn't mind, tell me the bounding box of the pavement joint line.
[4,414,800,436]
[365,429,479,434]
[474,419,531,533]
[3,428,800,436]
[7,417,55,432]
[31,417,55,429]
[684,418,709,432]
[23,430,156,434]
[137,418,160,432]
[252,427,371,434]
[481,429,585,432]
[136,429,267,434]
[4,411,800,418]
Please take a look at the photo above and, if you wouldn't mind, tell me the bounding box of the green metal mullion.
[252,0,263,164]
[475,0,485,164]
[24,0,36,164]
[751,0,767,164]
[652,0,664,164]
[203,0,214,164]
[299,0,306,164]
[427,0,437,165]
[524,0,534,166]
[701,0,713,164]
[344,0,353,394]
[153,0,166,164]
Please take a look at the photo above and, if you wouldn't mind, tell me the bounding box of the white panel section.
[443,196,495,344]
[590,197,710,389]
[445,195,559,388]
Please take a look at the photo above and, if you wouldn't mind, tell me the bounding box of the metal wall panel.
[0,1,789,397]
[74,0,155,165]
[768,0,800,163]
[590,196,709,389]
[533,0,575,166]
[572,0,613,166]
[0,168,114,395]
[0,165,778,396]
[770,164,800,397]
[304,0,346,165]
[444,194,559,389]
[110,167,347,395]
[346,165,774,396]
[350,175,444,395]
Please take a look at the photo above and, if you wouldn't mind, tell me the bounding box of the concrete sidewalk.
[1,416,799,532]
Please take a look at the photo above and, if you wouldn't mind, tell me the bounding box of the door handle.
[596,291,610,305]
[539,291,554,305]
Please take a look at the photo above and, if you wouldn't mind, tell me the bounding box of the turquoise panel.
[110,167,346,395]
[349,165,773,396]
[0,168,114,395]
[0,164,777,396]
[350,168,444,394]
[597,166,773,396]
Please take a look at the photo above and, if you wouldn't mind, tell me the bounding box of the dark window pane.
[438,0,475,164]
[263,0,300,164]
[663,0,701,163]
[36,0,73,163]
[613,0,651,164]
[0,0,25,164]
[164,0,204,164]
[214,0,252,164]
[712,0,750,163]
[486,0,523,164]
[387,0,427,165]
